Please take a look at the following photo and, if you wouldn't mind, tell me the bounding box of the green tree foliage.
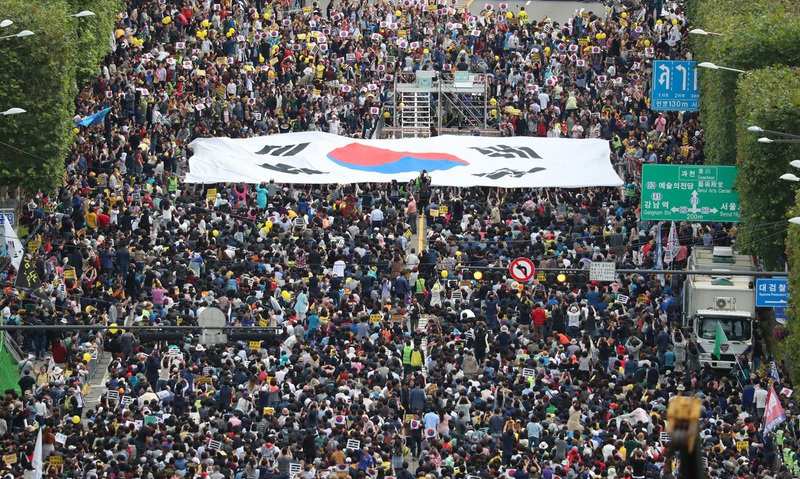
[691,0,800,165]
[734,66,800,269]
[0,0,119,194]
[68,0,123,86]
[0,0,78,194]
[779,192,800,384]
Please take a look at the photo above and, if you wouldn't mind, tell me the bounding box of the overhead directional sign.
[755,278,789,307]
[508,257,535,283]
[650,60,699,111]
[640,165,740,222]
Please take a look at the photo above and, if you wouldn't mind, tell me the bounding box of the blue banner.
[76,107,111,127]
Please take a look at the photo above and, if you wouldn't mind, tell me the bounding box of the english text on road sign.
[650,60,699,112]
[508,257,535,282]
[755,278,788,307]
[589,262,616,282]
[640,165,740,222]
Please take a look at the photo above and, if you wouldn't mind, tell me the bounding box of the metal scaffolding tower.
[383,70,498,139]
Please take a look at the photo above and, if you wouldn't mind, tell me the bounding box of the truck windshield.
[698,317,752,342]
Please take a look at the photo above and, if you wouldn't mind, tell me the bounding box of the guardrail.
[1,331,24,363]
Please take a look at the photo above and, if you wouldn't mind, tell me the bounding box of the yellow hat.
[620,12,628,18]
[201,19,211,28]
[489,97,497,105]
[82,352,92,362]
[212,229,220,237]
[643,39,651,47]
[671,18,678,25]
[115,28,125,39]
[72,415,81,424]
[162,16,172,25]
[423,48,429,54]
[440,270,448,278]
[473,271,483,281]
[196,29,207,39]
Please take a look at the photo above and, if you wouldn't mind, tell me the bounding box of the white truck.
[682,246,756,369]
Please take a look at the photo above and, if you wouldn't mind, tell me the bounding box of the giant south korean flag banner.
[187,132,621,188]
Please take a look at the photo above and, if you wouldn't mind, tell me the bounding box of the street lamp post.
[0,29,33,40]
[0,108,25,116]
[689,28,723,36]
[697,61,746,74]
[749,126,800,144]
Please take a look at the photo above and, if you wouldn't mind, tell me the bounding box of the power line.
[456,267,787,277]
[0,324,283,332]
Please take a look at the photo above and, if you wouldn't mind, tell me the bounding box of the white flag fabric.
[186,132,622,188]
[32,426,43,479]
[664,221,679,264]
[1,214,23,272]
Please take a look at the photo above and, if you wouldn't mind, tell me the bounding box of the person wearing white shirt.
[370,207,384,227]
[538,91,550,109]
[754,383,768,418]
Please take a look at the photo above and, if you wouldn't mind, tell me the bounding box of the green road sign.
[640,165,740,222]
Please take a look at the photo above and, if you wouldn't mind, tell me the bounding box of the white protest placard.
[346,439,361,450]
[521,368,536,379]
[121,396,134,407]
[617,294,629,305]
[55,433,67,445]
[208,440,222,451]
[289,463,303,478]
[589,262,616,282]
[106,390,120,402]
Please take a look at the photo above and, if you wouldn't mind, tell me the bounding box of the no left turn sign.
[508,257,535,283]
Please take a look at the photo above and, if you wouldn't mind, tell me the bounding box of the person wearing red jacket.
[531,303,547,340]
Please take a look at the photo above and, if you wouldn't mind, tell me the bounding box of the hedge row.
[0,0,119,194]
[734,67,800,269]
[691,0,800,165]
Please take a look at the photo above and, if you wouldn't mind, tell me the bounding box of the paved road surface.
[467,0,606,20]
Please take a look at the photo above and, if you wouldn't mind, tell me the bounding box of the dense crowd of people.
[0,0,797,478]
